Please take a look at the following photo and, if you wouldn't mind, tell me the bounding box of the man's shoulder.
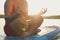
[6,0,14,3]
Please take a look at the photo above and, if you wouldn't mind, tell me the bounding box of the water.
[0,18,60,36]
[39,19,60,35]
[0,18,5,36]
[41,19,60,27]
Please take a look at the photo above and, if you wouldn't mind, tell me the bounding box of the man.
[4,0,47,37]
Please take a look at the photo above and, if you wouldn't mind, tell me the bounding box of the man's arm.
[36,8,47,15]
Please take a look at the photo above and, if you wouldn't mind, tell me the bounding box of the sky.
[0,0,60,16]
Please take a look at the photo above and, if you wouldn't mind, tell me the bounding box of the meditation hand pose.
[4,0,47,37]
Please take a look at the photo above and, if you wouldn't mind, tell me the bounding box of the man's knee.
[36,15,44,27]
[39,16,44,23]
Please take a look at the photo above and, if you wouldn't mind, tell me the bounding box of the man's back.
[4,0,28,17]
[4,0,28,36]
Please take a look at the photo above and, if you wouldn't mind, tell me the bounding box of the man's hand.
[21,32,30,37]
[38,8,47,15]
[21,29,41,37]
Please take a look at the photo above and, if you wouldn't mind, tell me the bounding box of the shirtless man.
[4,0,47,37]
